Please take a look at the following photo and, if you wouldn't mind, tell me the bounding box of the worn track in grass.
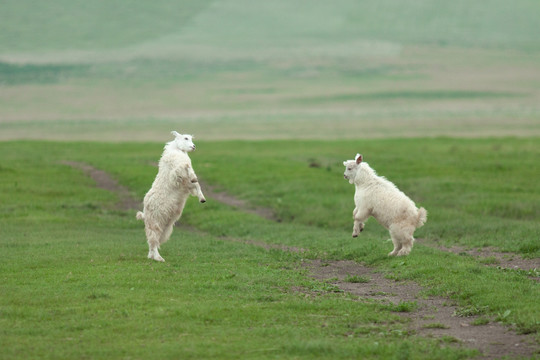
[304,260,536,360]
[420,239,540,273]
[68,161,539,360]
[62,161,140,211]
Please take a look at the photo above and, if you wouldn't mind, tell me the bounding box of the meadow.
[1,139,539,359]
[1,0,540,358]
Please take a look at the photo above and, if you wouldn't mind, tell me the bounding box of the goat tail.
[136,211,145,221]
[416,207,427,228]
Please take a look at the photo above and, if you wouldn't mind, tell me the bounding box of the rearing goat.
[343,154,427,256]
[136,131,206,262]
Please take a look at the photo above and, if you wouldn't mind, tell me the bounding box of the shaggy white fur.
[343,154,427,256]
[136,131,206,262]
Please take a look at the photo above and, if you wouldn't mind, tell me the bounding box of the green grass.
[0,138,538,359]
[345,275,370,284]
[423,323,450,330]
[189,138,540,253]
[1,2,538,356]
[384,302,419,314]
[453,305,490,318]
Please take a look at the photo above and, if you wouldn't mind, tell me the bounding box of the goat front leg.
[352,207,369,238]
[189,181,206,203]
[186,167,206,203]
[181,166,206,203]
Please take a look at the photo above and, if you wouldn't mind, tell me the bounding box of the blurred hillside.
[1,0,539,140]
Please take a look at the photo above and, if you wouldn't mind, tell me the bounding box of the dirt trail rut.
[62,161,140,211]
[305,259,537,360]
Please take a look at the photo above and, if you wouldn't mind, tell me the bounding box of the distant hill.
[1,0,539,65]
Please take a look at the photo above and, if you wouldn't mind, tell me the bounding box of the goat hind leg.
[159,223,175,245]
[389,225,415,256]
[397,231,415,256]
[388,226,403,256]
[145,225,165,262]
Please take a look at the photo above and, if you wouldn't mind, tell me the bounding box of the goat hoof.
[149,255,165,262]
[352,234,358,238]
[200,199,206,203]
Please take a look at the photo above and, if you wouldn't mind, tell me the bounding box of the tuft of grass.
[478,256,499,265]
[520,242,540,254]
[454,305,490,318]
[516,321,540,335]
[471,317,490,326]
[385,301,418,313]
[423,323,450,329]
[439,336,460,344]
[345,275,370,283]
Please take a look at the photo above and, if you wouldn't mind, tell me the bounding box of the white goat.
[343,154,427,256]
[136,131,206,262]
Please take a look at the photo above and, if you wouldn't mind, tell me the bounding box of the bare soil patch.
[62,161,140,211]
[305,259,538,360]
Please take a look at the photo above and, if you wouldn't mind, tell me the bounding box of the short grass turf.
[0,138,539,359]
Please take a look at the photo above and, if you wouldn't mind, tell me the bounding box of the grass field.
[0,139,539,359]
[1,0,539,358]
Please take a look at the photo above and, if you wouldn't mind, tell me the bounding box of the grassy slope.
[2,0,539,53]
[1,139,538,359]
[1,0,539,140]
[0,0,213,52]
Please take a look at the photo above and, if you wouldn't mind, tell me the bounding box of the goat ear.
[343,161,347,166]
[355,154,363,164]
[171,131,180,138]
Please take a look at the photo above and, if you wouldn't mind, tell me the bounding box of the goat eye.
[184,137,188,140]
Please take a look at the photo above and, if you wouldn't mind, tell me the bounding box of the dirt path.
[304,259,537,360]
[62,161,140,211]
[420,239,540,273]
[68,161,539,359]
